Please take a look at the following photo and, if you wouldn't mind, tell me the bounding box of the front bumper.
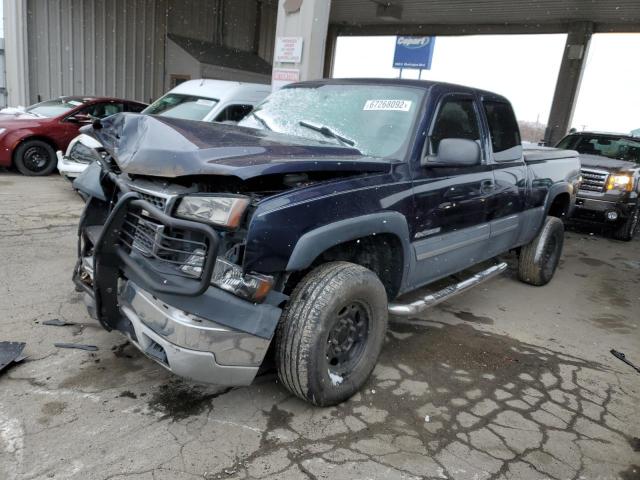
[574,193,636,222]
[57,150,88,179]
[75,192,283,386]
[118,281,268,385]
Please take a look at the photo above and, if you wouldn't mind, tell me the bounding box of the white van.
[57,79,271,179]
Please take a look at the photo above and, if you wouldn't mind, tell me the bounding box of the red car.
[0,96,146,176]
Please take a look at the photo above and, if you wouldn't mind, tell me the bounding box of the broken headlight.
[175,195,250,229]
[180,254,273,303]
[211,258,274,303]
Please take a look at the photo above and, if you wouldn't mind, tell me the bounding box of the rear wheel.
[275,262,388,406]
[612,205,639,241]
[14,140,57,176]
[518,216,565,286]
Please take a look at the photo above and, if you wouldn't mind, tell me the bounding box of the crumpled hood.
[580,153,638,172]
[90,113,391,180]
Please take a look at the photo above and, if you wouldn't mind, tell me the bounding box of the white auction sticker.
[363,100,412,112]
[196,99,216,107]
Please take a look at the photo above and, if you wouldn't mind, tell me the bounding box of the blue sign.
[393,36,436,70]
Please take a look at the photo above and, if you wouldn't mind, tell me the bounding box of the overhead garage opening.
[331,34,567,143]
[310,0,640,144]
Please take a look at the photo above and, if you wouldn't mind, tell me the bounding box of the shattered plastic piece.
[54,343,99,352]
[610,349,640,374]
[43,319,75,327]
[424,415,431,422]
[0,341,26,373]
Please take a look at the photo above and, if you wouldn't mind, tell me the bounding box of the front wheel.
[275,262,388,407]
[612,206,639,241]
[518,216,565,286]
[14,140,57,176]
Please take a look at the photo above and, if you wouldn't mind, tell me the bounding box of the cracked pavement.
[1,173,639,480]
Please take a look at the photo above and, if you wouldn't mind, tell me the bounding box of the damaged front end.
[72,161,285,386]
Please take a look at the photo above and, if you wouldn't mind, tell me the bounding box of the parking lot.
[0,172,639,480]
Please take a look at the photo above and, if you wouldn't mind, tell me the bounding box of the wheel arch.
[285,212,412,298]
[11,135,60,166]
[544,183,573,219]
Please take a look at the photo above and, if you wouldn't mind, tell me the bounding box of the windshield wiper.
[250,111,272,131]
[298,121,355,147]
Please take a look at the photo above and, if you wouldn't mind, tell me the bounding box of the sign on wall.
[393,36,436,70]
[272,68,300,90]
[275,37,304,63]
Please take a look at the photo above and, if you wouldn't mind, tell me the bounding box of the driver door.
[408,93,494,288]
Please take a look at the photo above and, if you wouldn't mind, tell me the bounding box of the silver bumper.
[56,150,88,179]
[118,281,270,385]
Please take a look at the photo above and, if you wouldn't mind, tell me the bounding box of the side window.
[483,100,522,161]
[214,104,254,123]
[81,102,124,119]
[430,97,480,154]
[127,102,146,113]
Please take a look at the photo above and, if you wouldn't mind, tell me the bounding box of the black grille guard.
[87,192,220,331]
[95,192,220,296]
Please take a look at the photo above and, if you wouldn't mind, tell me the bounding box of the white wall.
[165,38,201,90]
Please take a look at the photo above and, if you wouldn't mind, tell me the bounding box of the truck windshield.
[143,94,219,121]
[557,135,640,164]
[238,85,424,159]
[26,98,88,117]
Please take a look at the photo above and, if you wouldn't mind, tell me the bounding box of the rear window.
[483,100,522,161]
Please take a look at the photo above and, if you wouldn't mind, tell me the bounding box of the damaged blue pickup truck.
[73,79,580,406]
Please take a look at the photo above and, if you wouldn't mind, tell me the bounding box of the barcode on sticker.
[363,100,412,112]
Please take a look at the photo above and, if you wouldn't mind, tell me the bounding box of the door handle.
[481,181,495,194]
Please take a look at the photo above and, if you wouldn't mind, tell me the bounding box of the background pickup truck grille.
[579,168,609,193]
[119,210,208,280]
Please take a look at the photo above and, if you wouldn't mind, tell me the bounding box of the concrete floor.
[0,172,639,480]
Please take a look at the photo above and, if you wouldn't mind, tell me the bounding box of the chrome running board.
[388,262,508,316]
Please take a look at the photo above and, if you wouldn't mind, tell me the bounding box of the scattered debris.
[424,415,431,422]
[43,318,75,327]
[0,341,27,373]
[610,349,640,374]
[54,343,99,352]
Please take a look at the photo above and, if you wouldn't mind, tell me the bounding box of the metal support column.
[544,22,593,146]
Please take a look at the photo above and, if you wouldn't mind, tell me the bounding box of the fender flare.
[285,211,412,283]
[543,182,573,217]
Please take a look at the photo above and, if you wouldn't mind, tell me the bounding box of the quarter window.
[483,100,522,161]
[430,97,480,154]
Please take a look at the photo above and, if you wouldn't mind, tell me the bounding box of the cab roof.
[286,78,511,103]
[167,79,271,102]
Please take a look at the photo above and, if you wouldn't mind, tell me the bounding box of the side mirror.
[67,113,92,124]
[422,138,481,167]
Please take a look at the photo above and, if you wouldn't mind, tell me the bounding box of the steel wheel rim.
[23,146,50,172]
[541,234,559,278]
[326,301,370,378]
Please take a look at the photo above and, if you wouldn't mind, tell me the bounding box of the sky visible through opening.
[333,33,640,135]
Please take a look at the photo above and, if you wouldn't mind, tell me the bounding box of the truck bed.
[523,146,579,164]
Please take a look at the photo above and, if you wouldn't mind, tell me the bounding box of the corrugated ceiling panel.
[330,0,640,26]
